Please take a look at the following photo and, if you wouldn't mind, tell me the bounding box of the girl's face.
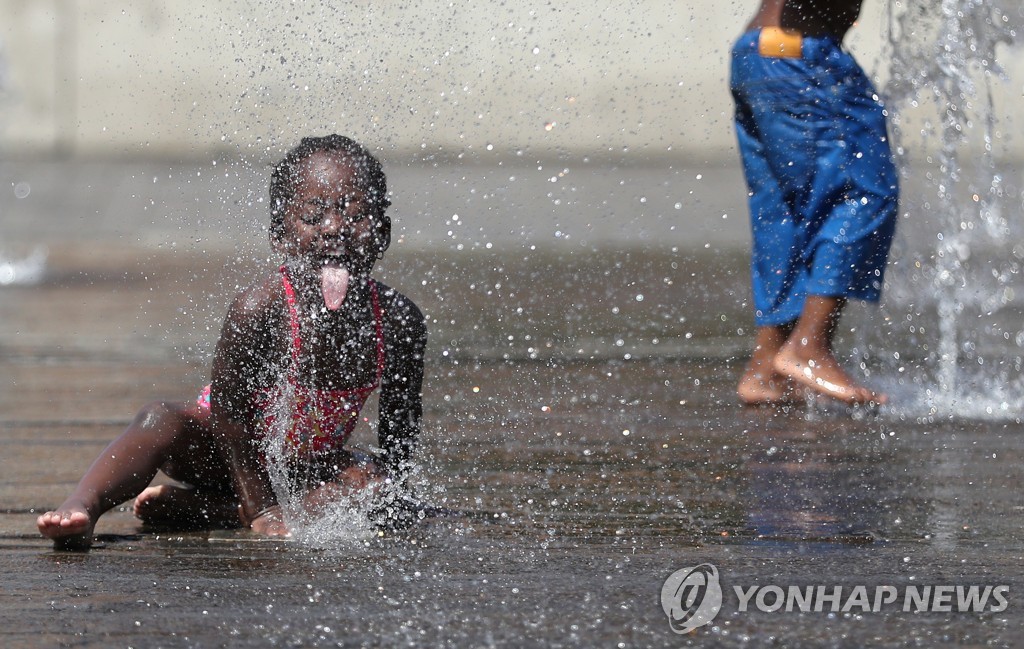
[277,151,388,278]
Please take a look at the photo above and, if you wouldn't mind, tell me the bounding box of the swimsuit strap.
[279,266,386,387]
[279,266,303,369]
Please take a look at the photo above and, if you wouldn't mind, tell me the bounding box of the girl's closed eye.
[301,196,369,225]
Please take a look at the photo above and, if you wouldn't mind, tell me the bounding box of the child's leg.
[132,417,241,529]
[36,400,233,549]
[738,322,796,405]
[773,295,887,404]
[132,484,240,529]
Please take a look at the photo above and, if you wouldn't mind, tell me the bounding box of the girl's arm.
[377,289,428,489]
[209,288,284,532]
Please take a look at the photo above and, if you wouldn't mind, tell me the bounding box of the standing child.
[731,0,898,405]
[38,135,427,549]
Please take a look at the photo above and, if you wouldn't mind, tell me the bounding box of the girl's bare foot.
[37,501,95,550]
[250,505,291,537]
[134,484,241,529]
[773,346,886,405]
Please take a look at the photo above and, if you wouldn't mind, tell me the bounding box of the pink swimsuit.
[198,267,384,455]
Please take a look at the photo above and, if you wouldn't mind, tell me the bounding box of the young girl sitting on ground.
[38,135,427,549]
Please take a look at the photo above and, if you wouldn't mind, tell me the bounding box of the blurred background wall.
[0,0,921,161]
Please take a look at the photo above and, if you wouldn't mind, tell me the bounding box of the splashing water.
[880,0,1024,419]
[259,377,378,548]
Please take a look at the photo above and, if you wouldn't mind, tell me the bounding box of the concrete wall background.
[0,1,1019,160]
[0,0,885,160]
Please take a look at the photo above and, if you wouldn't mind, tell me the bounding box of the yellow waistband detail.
[758,27,803,59]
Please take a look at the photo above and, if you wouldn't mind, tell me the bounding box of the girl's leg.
[132,411,240,529]
[36,400,234,549]
[132,484,240,529]
[773,295,887,404]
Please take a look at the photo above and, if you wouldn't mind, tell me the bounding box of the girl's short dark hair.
[268,134,390,241]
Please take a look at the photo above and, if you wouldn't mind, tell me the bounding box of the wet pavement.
[1,159,1022,647]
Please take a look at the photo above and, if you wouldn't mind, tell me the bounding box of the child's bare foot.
[773,345,887,405]
[250,506,291,537]
[37,501,95,550]
[737,366,798,405]
[134,484,240,529]
[739,325,799,406]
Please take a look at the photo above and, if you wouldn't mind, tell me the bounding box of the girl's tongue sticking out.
[321,263,350,310]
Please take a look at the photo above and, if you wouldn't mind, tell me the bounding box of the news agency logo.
[661,562,1011,634]
[660,563,723,634]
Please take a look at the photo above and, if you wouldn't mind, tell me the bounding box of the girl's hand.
[302,463,384,516]
[250,505,291,537]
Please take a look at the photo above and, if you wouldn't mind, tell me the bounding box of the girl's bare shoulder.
[224,271,284,330]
